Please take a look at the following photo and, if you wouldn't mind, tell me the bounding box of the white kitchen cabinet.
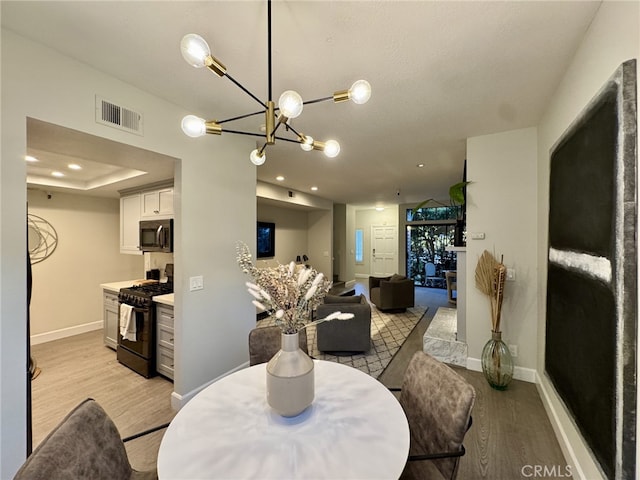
[156,304,174,380]
[103,289,119,349]
[141,188,174,219]
[120,194,142,254]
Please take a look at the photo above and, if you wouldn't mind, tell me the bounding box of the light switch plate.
[189,275,204,291]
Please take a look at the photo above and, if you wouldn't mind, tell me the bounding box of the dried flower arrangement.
[236,242,353,334]
[474,250,507,332]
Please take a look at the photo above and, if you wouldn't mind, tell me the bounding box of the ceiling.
[2,1,601,207]
[26,118,177,197]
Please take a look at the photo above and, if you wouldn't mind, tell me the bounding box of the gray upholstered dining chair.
[248,325,309,366]
[14,398,163,480]
[395,351,475,480]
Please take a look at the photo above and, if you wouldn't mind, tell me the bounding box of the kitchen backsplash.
[144,252,174,279]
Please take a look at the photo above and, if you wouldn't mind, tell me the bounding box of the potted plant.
[474,250,513,389]
[236,241,352,417]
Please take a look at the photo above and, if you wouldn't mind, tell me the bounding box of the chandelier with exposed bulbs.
[179,0,371,166]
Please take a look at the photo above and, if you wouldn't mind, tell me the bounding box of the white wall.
[466,127,538,378]
[257,203,309,267]
[333,204,347,281]
[256,181,334,278]
[1,29,256,477]
[535,2,639,479]
[307,209,333,277]
[345,205,357,282]
[27,190,143,337]
[332,204,357,284]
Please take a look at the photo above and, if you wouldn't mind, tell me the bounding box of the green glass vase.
[481,331,514,390]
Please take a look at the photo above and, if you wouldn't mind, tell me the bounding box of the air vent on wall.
[95,95,143,135]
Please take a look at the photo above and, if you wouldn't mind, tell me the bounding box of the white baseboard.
[355,273,370,279]
[535,372,605,480]
[466,356,537,383]
[170,361,250,411]
[345,279,357,288]
[30,321,102,345]
[536,372,585,480]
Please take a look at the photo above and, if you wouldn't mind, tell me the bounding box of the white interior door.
[371,226,397,276]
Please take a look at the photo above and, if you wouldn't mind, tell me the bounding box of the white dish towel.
[119,304,137,341]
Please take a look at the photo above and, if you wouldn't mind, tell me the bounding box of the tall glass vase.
[481,331,514,390]
[266,331,314,417]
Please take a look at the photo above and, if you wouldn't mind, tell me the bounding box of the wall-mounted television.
[257,221,275,258]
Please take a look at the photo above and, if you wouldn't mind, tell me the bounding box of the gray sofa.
[369,274,415,311]
[316,294,372,353]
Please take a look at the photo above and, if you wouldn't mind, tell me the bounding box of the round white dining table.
[158,360,410,480]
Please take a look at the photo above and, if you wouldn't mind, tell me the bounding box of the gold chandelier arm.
[332,90,350,103]
[215,94,340,125]
[311,140,326,151]
[204,55,227,77]
[204,121,222,135]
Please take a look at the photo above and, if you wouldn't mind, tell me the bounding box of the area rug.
[258,306,427,379]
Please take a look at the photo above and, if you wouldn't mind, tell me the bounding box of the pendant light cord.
[268,0,272,103]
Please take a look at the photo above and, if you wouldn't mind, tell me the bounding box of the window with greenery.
[406,205,460,222]
[406,205,458,287]
[355,229,364,263]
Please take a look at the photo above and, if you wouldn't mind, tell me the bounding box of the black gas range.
[117,264,173,378]
[118,282,173,307]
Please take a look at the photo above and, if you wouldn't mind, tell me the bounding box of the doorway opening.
[405,206,458,287]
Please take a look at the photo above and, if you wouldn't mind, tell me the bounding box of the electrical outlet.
[506,268,516,281]
[509,344,518,357]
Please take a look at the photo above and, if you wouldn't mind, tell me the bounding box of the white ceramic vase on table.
[266,331,314,417]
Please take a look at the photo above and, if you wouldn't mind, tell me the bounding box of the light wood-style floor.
[31,332,175,472]
[30,281,570,479]
[372,282,571,480]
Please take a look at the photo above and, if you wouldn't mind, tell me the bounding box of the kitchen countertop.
[153,293,174,307]
[100,280,138,292]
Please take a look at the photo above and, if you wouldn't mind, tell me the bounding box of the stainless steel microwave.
[139,219,173,253]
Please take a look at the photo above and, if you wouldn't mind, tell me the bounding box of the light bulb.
[250,149,266,166]
[300,135,314,152]
[324,140,340,158]
[278,90,303,119]
[180,34,211,68]
[181,115,207,137]
[349,80,371,104]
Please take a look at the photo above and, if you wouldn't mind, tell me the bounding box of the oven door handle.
[120,304,149,313]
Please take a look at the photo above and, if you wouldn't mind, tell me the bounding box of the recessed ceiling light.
[276,175,285,181]
[416,163,424,168]
[25,155,38,162]
[375,207,385,211]
[51,171,65,178]
[68,163,82,170]
[311,186,318,191]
